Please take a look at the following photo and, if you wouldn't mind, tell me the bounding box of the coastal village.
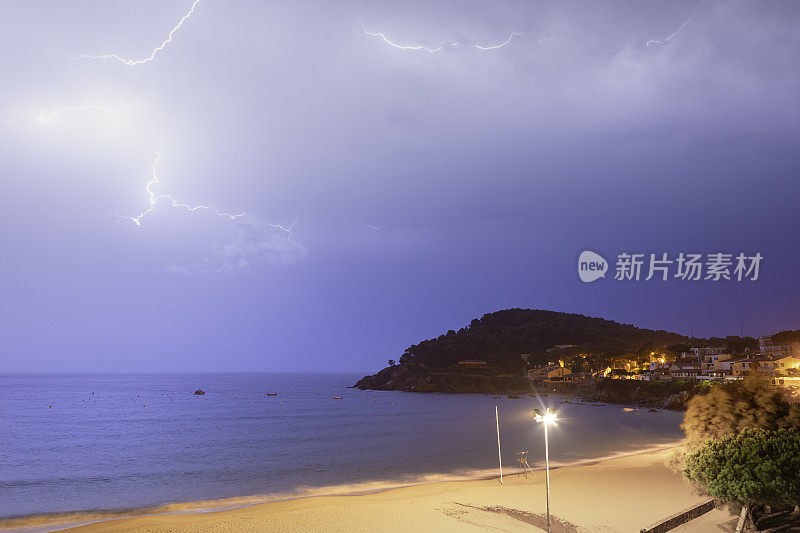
[514,334,800,387]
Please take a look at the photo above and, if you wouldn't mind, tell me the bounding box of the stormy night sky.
[1,1,799,372]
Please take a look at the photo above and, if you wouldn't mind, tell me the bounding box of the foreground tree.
[682,374,800,448]
[684,428,800,532]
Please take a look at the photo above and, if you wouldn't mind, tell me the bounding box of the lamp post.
[533,408,557,533]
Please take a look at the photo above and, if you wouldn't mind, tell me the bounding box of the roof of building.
[760,354,799,362]
[530,365,562,371]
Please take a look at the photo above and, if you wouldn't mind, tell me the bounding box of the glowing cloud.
[75,0,201,66]
[208,216,307,272]
[0,105,122,124]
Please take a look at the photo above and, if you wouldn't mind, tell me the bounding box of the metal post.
[533,407,556,533]
[496,406,503,484]
[544,420,551,533]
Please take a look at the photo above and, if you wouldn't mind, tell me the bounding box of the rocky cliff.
[353,364,531,394]
[578,379,712,410]
[354,364,710,410]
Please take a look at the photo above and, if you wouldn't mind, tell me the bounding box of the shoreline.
[355,371,704,411]
[1,441,698,533]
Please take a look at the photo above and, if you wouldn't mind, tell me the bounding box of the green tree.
[666,343,691,356]
[684,428,800,531]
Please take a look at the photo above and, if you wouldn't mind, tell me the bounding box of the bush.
[683,428,800,508]
[682,374,800,448]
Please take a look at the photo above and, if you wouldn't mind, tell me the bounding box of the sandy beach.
[46,446,735,533]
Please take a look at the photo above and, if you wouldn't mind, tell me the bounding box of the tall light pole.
[496,405,503,484]
[533,408,557,533]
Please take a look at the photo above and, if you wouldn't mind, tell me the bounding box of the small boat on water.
[193,389,205,395]
[332,396,343,400]
[266,391,278,396]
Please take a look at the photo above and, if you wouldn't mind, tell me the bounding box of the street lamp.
[533,408,557,533]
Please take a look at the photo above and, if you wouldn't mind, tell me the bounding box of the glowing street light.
[533,408,557,533]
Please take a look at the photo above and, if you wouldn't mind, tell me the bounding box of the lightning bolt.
[75,0,201,66]
[0,105,122,124]
[268,214,301,240]
[474,32,524,50]
[646,10,696,48]
[360,22,443,53]
[360,22,525,52]
[118,153,245,226]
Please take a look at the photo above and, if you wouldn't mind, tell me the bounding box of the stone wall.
[639,499,718,533]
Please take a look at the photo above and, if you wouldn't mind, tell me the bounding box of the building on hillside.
[635,369,669,381]
[608,368,636,379]
[650,367,671,381]
[710,359,742,377]
[690,347,726,361]
[732,358,761,376]
[669,362,701,379]
[649,360,671,372]
[774,368,800,387]
[718,359,734,371]
[775,376,800,387]
[758,336,790,358]
[528,365,572,381]
[756,354,800,377]
[457,360,488,370]
[607,356,641,373]
[700,353,732,374]
[570,371,596,382]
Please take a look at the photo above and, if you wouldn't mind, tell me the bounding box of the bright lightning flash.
[360,22,525,53]
[75,0,201,66]
[119,153,245,226]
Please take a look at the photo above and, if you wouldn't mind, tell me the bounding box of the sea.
[0,373,685,526]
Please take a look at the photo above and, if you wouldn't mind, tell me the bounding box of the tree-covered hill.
[770,328,800,346]
[396,308,692,370]
[355,308,757,393]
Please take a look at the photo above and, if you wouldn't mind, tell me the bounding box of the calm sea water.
[0,373,685,519]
